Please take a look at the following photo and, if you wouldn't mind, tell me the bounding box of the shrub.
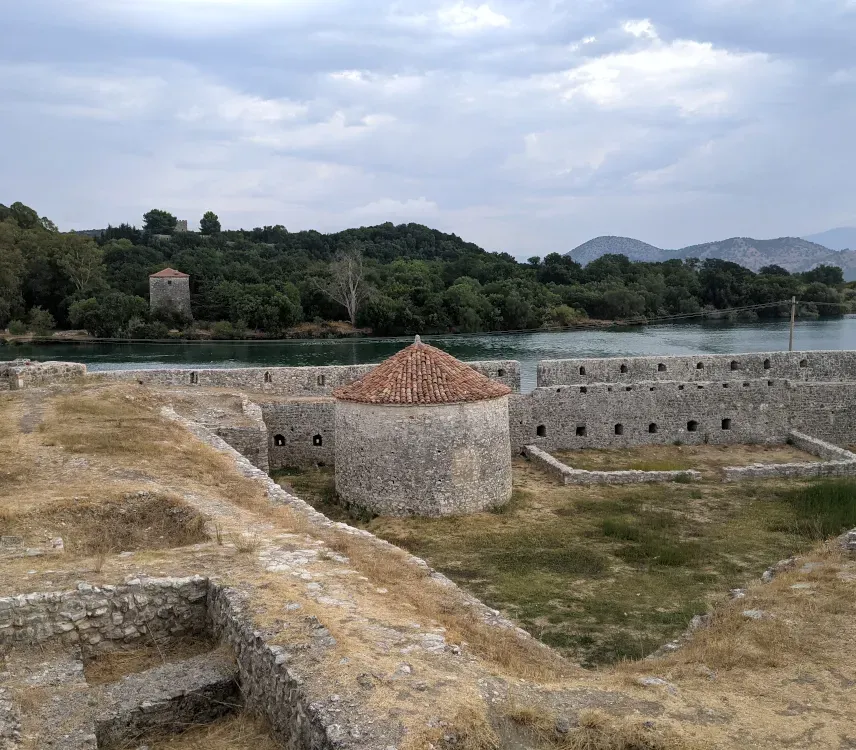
[211,320,246,339]
[7,320,27,335]
[27,306,55,335]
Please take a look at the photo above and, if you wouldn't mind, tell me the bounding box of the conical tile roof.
[333,336,511,405]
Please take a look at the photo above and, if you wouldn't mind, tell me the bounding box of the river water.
[8,317,856,392]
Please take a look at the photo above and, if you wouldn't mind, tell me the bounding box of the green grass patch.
[773,479,856,539]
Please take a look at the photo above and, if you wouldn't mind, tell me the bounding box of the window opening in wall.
[658,363,667,372]
[800,359,808,368]
[768,380,774,386]
[313,434,323,447]
[625,386,632,392]
[264,372,272,383]
[614,424,624,435]
[274,434,286,446]
[497,368,506,377]
[556,388,562,394]
[730,360,740,371]
[536,425,547,437]
[579,366,586,376]
[190,372,198,384]
[697,385,704,390]
[167,279,172,286]
[696,362,704,370]
[650,387,655,392]
[764,359,771,370]
[649,423,658,434]
[317,374,326,387]
[723,383,729,388]
[576,424,587,437]
[722,419,732,430]
[607,387,613,392]
[620,364,628,373]
[744,382,750,387]
[687,420,699,432]
[580,387,587,394]
[678,385,685,390]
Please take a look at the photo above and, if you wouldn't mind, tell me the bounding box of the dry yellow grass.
[83,636,217,685]
[144,713,280,750]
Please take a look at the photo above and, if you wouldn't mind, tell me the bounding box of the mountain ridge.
[567,234,856,280]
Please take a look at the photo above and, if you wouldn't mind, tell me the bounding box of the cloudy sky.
[2,0,855,257]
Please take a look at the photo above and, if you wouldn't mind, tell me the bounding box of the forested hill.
[1,201,853,340]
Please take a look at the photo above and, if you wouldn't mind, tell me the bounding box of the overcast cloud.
[1,0,854,256]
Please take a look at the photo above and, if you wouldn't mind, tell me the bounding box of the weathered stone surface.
[522,444,700,485]
[334,397,513,516]
[94,650,239,749]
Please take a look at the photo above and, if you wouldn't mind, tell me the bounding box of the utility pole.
[789,296,796,352]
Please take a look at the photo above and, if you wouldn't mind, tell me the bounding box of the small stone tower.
[332,336,513,517]
[149,268,191,319]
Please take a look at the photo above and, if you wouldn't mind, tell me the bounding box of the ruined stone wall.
[334,397,512,516]
[0,359,86,390]
[149,276,191,317]
[0,576,209,654]
[97,359,520,397]
[212,397,270,473]
[521,445,701,485]
[262,399,335,470]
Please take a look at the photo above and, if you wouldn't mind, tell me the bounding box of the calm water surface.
[9,317,856,392]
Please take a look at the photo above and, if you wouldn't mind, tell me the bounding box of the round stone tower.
[332,336,512,517]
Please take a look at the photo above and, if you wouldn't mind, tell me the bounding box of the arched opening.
[317,374,326,387]
[536,425,547,437]
[625,386,633,392]
[687,420,699,432]
[312,434,323,447]
[580,387,587,394]
[658,363,667,372]
[190,372,198,384]
[274,434,286,447]
[723,383,729,388]
[763,359,771,370]
[264,372,272,383]
[696,362,704,370]
[800,359,808,368]
[721,419,732,430]
[768,380,774,386]
[649,423,658,434]
[576,424,587,437]
[497,368,506,377]
[743,382,750,387]
[614,424,624,436]
[579,366,586,376]
[678,385,685,390]
[730,360,740,371]
[620,364,628,374]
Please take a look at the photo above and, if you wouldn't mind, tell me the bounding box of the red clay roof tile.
[333,336,511,405]
[149,268,189,278]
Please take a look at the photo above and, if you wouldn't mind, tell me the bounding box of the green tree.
[28,306,56,334]
[9,202,40,230]
[57,235,104,296]
[142,209,177,236]
[200,211,221,235]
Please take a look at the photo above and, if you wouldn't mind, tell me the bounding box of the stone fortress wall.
[8,349,856,469]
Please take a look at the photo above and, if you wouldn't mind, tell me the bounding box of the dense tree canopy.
[1,202,852,339]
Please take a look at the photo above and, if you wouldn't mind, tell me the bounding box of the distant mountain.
[802,227,856,251]
[567,236,666,265]
[567,235,856,281]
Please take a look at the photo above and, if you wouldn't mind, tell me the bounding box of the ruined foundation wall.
[0,577,209,655]
[0,360,86,390]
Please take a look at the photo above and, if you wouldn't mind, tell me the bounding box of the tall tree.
[318,248,370,326]
[200,211,221,235]
[57,235,104,296]
[142,209,177,236]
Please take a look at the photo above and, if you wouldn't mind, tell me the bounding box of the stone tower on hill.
[332,335,513,517]
[149,268,191,319]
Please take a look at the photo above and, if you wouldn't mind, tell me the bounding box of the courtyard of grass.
[275,449,856,667]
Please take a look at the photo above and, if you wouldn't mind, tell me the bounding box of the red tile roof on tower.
[333,336,511,405]
[149,268,189,278]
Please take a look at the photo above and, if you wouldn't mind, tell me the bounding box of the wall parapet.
[521,444,700,485]
[0,359,86,390]
[537,350,856,387]
[97,359,520,396]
